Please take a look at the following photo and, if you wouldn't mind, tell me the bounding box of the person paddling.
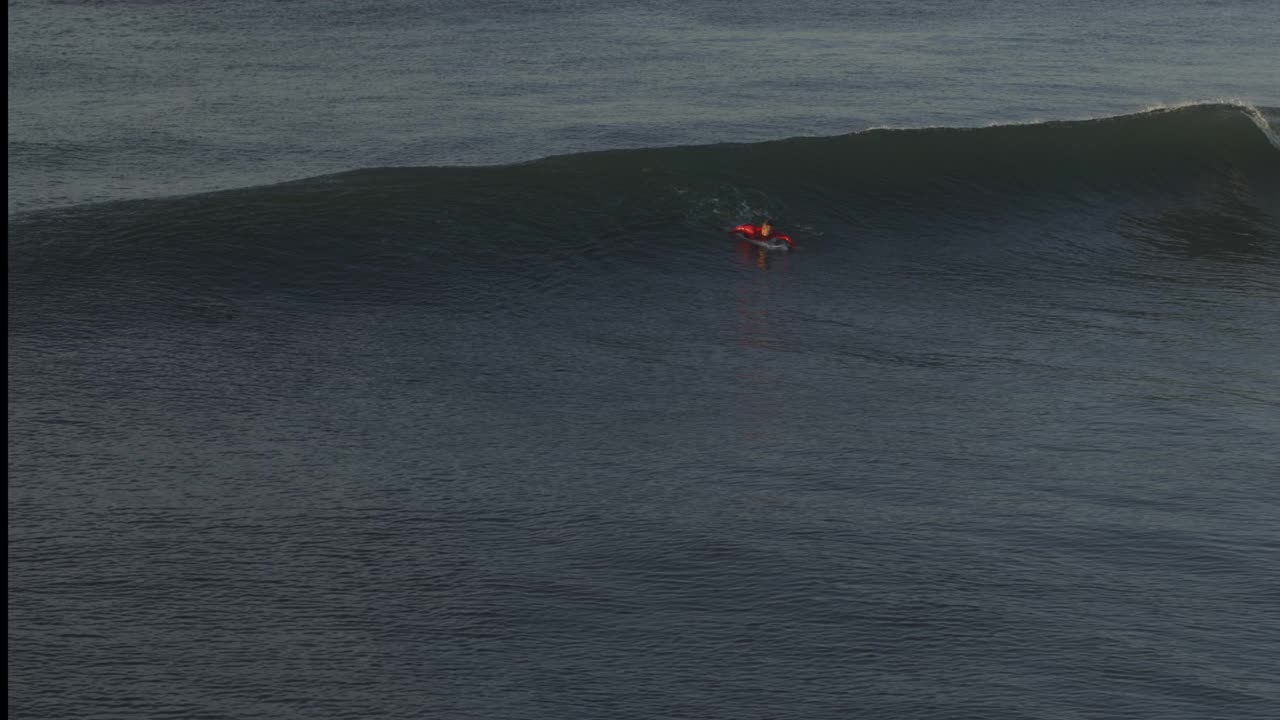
[731,218,795,248]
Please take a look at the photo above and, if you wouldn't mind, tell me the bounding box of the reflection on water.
[732,239,790,443]
[734,238,786,271]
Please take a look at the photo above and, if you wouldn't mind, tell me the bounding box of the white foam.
[852,100,1280,149]
[1240,105,1280,152]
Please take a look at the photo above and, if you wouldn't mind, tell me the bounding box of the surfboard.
[737,233,793,252]
[736,233,791,251]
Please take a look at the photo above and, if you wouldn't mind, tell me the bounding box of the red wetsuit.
[732,224,795,247]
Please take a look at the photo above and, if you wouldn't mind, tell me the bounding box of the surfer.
[731,218,795,249]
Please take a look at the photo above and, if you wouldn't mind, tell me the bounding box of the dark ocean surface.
[9,1,1280,719]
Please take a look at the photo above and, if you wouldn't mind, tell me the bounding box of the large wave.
[9,103,1279,328]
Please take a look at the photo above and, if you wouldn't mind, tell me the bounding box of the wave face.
[9,103,1280,327]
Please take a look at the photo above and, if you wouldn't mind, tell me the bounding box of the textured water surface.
[8,2,1280,719]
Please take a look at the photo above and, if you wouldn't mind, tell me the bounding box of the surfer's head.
[760,219,774,237]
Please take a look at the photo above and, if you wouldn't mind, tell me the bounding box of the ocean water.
[8,1,1280,719]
